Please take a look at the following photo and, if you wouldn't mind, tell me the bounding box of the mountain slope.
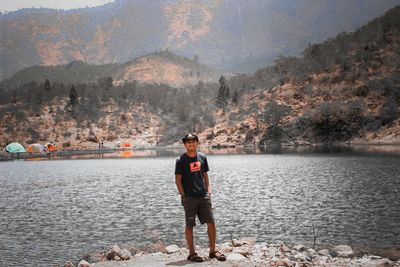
[1,51,220,88]
[1,0,399,80]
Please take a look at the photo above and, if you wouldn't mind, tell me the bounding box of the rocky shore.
[63,239,400,267]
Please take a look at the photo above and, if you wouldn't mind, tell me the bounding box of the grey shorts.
[181,194,215,227]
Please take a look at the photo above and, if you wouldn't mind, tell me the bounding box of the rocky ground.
[63,239,400,267]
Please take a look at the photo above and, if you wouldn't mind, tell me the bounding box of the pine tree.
[231,89,239,105]
[69,85,78,106]
[216,75,230,108]
[44,79,51,91]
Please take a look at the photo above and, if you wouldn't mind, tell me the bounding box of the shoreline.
[64,239,400,267]
[2,143,400,162]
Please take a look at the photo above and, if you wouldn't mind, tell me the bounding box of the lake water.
[0,147,400,266]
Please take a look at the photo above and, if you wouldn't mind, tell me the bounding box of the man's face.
[184,139,198,151]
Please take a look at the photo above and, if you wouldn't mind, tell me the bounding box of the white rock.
[370,255,382,259]
[333,245,354,258]
[307,248,316,254]
[221,242,234,253]
[165,244,180,254]
[232,246,252,257]
[77,260,90,267]
[120,248,132,260]
[318,249,330,256]
[227,253,247,261]
[64,261,74,267]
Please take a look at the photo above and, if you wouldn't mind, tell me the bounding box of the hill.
[1,0,399,79]
[199,5,400,147]
[1,50,219,89]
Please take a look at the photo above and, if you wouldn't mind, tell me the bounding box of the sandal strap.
[187,253,204,262]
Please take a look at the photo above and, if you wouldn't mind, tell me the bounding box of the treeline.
[0,76,221,144]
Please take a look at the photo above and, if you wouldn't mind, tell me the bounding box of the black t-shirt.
[175,152,209,197]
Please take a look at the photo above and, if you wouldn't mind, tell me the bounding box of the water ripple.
[0,155,399,266]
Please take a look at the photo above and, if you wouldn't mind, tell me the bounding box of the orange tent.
[46,143,58,152]
[122,142,132,148]
[27,144,45,153]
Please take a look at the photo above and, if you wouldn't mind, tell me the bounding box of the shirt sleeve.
[174,158,182,175]
[202,156,209,173]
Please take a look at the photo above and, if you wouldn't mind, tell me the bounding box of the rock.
[307,248,316,254]
[272,260,293,266]
[332,245,354,258]
[165,244,180,254]
[64,261,74,267]
[120,248,132,260]
[280,245,291,253]
[227,253,247,261]
[77,260,90,267]
[294,245,306,252]
[366,258,394,267]
[294,253,309,262]
[114,255,121,261]
[318,249,330,256]
[232,246,252,257]
[231,238,254,247]
[317,256,329,264]
[128,245,140,256]
[83,251,104,263]
[105,245,132,261]
[107,245,122,260]
[371,255,382,259]
[221,242,234,253]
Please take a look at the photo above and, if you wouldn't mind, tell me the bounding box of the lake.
[0,146,400,266]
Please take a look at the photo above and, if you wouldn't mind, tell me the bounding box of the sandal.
[187,253,204,262]
[209,251,226,261]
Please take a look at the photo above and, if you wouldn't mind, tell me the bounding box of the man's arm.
[203,172,211,195]
[175,174,185,197]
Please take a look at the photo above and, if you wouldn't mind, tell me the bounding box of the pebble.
[332,245,354,258]
[165,244,180,254]
[318,249,330,256]
[227,253,247,261]
[77,260,90,267]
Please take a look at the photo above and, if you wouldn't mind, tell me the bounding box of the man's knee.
[207,222,216,229]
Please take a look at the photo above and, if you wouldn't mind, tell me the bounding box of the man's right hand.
[181,195,186,206]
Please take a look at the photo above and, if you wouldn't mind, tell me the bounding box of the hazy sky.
[0,0,115,13]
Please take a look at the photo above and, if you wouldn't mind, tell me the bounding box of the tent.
[27,144,45,153]
[45,143,58,152]
[5,142,26,153]
[122,142,132,148]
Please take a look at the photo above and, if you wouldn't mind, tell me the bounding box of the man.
[175,133,226,262]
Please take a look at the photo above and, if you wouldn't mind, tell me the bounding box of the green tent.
[5,142,26,153]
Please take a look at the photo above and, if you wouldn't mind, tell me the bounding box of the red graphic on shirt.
[190,161,201,172]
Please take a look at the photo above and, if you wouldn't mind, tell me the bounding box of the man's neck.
[185,150,197,157]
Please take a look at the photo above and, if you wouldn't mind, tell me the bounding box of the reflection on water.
[19,144,400,161]
[0,146,399,266]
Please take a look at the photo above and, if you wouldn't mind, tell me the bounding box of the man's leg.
[207,222,216,253]
[185,226,196,255]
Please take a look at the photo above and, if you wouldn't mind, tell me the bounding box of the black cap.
[182,133,199,143]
